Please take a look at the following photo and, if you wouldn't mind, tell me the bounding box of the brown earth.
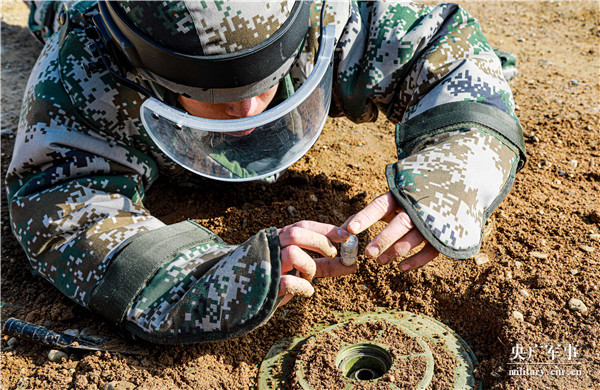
[1,1,599,389]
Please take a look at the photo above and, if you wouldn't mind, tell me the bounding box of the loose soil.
[1,1,599,389]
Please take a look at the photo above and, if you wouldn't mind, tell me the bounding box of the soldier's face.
[177,84,279,136]
[178,83,278,117]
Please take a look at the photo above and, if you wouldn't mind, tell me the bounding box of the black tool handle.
[3,318,78,349]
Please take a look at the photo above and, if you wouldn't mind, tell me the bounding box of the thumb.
[278,274,315,298]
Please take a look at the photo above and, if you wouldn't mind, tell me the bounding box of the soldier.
[6,1,525,344]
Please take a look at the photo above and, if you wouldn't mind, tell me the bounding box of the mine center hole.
[336,343,393,381]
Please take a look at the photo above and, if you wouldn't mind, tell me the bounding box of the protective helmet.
[89,1,335,182]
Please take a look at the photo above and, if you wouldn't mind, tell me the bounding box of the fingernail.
[400,263,410,271]
[366,246,379,258]
[337,228,350,239]
[349,221,360,234]
[378,254,389,265]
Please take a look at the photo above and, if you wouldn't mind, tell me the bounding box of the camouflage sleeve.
[331,1,526,258]
[6,5,282,343]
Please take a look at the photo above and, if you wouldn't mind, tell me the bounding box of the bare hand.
[341,192,439,271]
[277,221,356,306]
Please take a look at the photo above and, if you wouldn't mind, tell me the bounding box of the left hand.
[341,192,439,271]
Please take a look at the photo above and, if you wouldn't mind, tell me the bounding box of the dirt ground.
[1,1,599,389]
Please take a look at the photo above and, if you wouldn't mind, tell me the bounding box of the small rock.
[7,337,17,347]
[519,289,530,298]
[474,253,489,266]
[309,194,318,203]
[512,311,524,321]
[569,160,578,169]
[286,205,297,218]
[570,269,579,275]
[568,298,588,314]
[15,378,31,390]
[590,233,600,241]
[48,349,68,362]
[579,245,595,253]
[533,275,555,288]
[102,381,136,390]
[515,261,523,270]
[505,271,513,280]
[570,80,580,86]
[530,251,549,259]
[558,170,566,177]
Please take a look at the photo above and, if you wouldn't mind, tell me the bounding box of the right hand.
[277,221,357,306]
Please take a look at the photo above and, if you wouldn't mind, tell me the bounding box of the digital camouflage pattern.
[7,0,524,343]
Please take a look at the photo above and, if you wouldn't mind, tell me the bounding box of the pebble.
[286,205,297,218]
[519,289,530,298]
[515,261,523,270]
[530,251,549,259]
[570,269,579,276]
[558,170,566,177]
[505,271,513,280]
[474,253,489,266]
[512,311,524,321]
[533,275,554,288]
[48,349,68,362]
[570,80,580,86]
[568,298,588,314]
[569,160,578,169]
[102,381,136,390]
[579,245,595,253]
[309,194,318,203]
[7,337,17,347]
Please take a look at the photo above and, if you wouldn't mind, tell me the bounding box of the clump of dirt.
[1,1,599,390]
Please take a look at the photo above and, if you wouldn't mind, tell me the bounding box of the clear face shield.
[140,25,335,182]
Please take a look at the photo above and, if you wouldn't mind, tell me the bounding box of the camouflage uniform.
[7,1,525,344]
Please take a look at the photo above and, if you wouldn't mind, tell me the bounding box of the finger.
[281,245,317,281]
[314,257,358,278]
[397,243,440,272]
[377,228,425,265]
[278,294,293,307]
[342,192,400,235]
[280,221,350,243]
[364,211,414,259]
[278,274,315,298]
[278,226,337,258]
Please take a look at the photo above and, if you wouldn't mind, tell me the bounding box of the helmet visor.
[140,26,335,182]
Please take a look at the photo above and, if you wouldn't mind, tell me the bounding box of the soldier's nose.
[225,97,260,118]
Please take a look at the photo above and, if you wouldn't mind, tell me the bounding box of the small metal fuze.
[340,234,358,266]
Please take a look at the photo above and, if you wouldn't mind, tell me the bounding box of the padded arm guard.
[386,102,526,259]
[89,221,281,344]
